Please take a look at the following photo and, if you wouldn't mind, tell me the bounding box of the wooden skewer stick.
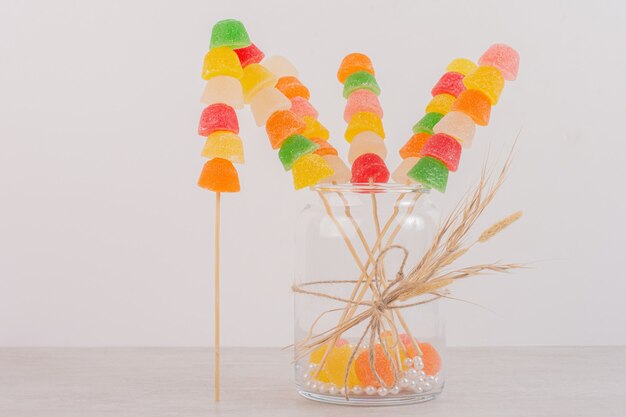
[214,192,221,401]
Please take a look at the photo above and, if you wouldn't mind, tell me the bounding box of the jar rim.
[312,182,428,193]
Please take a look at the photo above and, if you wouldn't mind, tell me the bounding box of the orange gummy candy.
[450,89,492,126]
[337,53,375,84]
[418,342,442,376]
[265,110,306,149]
[275,76,310,100]
[355,344,395,388]
[399,133,431,159]
[310,137,338,156]
[197,158,240,192]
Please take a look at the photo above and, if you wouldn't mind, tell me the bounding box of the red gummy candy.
[233,43,265,68]
[198,103,239,136]
[431,72,466,97]
[420,133,462,172]
[351,153,390,183]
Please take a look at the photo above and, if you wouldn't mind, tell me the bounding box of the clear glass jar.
[294,183,445,406]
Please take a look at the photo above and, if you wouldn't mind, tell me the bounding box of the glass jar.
[294,183,444,406]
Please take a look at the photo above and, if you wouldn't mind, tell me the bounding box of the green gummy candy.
[412,112,444,135]
[210,19,251,49]
[278,134,319,170]
[407,156,449,192]
[343,71,381,98]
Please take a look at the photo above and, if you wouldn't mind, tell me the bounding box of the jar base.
[297,389,440,406]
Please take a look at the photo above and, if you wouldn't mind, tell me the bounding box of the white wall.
[1,0,625,347]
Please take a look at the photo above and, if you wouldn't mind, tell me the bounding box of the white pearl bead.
[308,363,317,370]
[310,382,318,391]
[295,364,301,371]
[319,383,329,393]
[417,370,427,379]
[327,384,337,395]
[426,375,436,384]
[352,386,362,395]
[399,377,410,388]
[304,380,312,389]
[418,377,426,384]
[422,382,433,391]
[407,368,418,378]
[302,372,310,380]
[377,387,388,396]
[408,379,418,389]
[412,356,424,370]
[390,386,400,395]
[414,386,424,393]
[403,358,414,368]
[365,386,376,395]
[339,387,346,396]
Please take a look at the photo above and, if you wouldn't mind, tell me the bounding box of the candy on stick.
[399,132,430,159]
[344,89,383,122]
[292,153,335,190]
[233,43,264,67]
[249,86,291,126]
[407,156,449,192]
[348,131,387,164]
[198,103,240,136]
[420,133,462,171]
[413,112,444,135]
[200,76,244,109]
[433,111,476,146]
[240,63,277,102]
[337,52,375,83]
[276,76,310,99]
[425,93,456,114]
[210,19,251,49]
[478,44,520,80]
[278,134,319,170]
[446,58,477,76]
[450,89,491,126]
[391,157,420,184]
[262,55,299,78]
[343,71,381,98]
[202,47,244,80]
[462,66,504,105]
[201,131,244,164]
[301,116,329,140]
[266,110,306,149]
[290,97,319,119]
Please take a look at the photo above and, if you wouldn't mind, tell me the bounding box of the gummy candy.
[344,89,383,122]
[343,71,381,98]
[419,342,442,376]
[478,44,520,81]
[355,344,395,388]
[265,110,306,149]
[345,111,385,143]
[275,76,310,100]
[421,133,462,171]
[310,137,338,156]
[301,116,329,140]
[412,112,444,135]
[351,153,390,184]
[278,134,318,170]
[425,94,455,114]
[431,72,466,97]
[348,131,387,164]
[391,157,419,184]
[233,43,264,68]
[463,66,504,105]
[198,103,239,136]
[399,132,431,159]
[433,111,476,145]
[197,158,240,192]
[262,56,299,78]
[321,155,351,184]
[201,131,244,164]
[290,97,318,119]
[322,344,361,388]
[446,58,477,76]
[337,53,375,84]
[450,89,491,126]
[291,153,334,189]
[210,19,251,50]
[240,63,277,103]
[201,47,244,80]
[249,86,291,126]
[407,156,449,193]
[200,76,244,109]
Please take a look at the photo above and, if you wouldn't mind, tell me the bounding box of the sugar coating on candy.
[249,86,291,126]
[348,131,387,164]
[425,94,456,115]
[343,71,381,98]
[201,131,244,164]
[421,133,462,171]
[321,344,361,388]
[278,134,319,170]
[240,64,277,103]
[450,89,491,126]
[351,153,390,184]
[310,137,338,156]
[391,157,419,184]
[355,344,395,388]
[197,158,240,192]
[433,111,476,145]
[418,342,442,376]
[412,112,444,135]
[291,153,334,190]
[202,47,244,80]
[262,56,299,78]
[463,66,505,105]
[198,103,239,136]
[345,111,385,143]
[210,19,251,50]
[200,76,244,109]
[233,43,265,68]
[321,155,351,184]
[344,89,383,122]
[337,53,375,84]
[446,58,477,76]
[301,116,329,141]
[431,72,466,97]
[478,44,520,81]
[399,132,431,159]
[407,156,449,193]
[290,97,318,120]
[266,110,306,149]
[275,76,310,100]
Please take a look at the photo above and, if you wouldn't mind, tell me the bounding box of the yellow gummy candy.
[344,111,385,143]
[320,155,351,184]
[425,94,456,115]
[301,116,329,140]
[462,66,505,105]
[310,343,330,383]
[202,47,244,80]
[201,131,244,164]
[291,153,334,190]
[323,345,361,388]
[446,58,477,76]
[240,63,277,103]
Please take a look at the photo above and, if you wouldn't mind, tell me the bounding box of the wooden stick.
[214,192,221,401]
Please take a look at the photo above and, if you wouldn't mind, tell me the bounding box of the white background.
[1,0,625,347]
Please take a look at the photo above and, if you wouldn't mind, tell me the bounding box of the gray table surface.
[1,347,624,417]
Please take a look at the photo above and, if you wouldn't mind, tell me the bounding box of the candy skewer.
[214,192,221,401]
